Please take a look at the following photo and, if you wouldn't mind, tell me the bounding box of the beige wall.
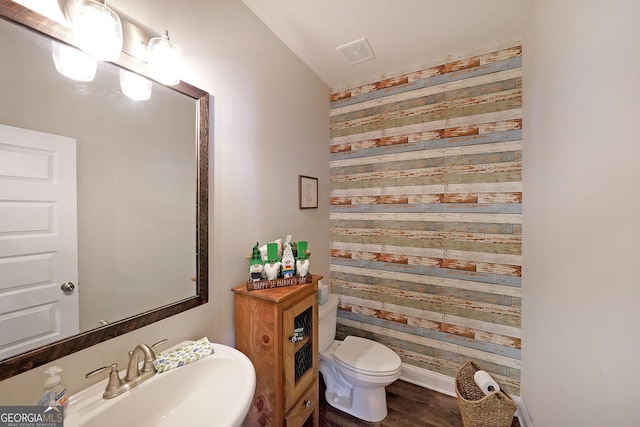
[523,1,640,425]
[0,0,329,404]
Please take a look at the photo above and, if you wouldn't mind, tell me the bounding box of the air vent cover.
[336,37,375,65]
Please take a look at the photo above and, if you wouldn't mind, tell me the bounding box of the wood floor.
[317,379,520,427]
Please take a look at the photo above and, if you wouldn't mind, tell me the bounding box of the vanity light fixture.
[71,0,123,61]
[119,69,152,101]
[51,41,97,82]
[148,30,181,85]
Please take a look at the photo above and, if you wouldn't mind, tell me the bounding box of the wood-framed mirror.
[0,0,209,381]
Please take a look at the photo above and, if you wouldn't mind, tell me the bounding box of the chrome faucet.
[86,339,167,399]
[124,343,156,382]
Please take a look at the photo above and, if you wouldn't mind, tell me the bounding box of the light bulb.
[119,69,152,101]
[72,0,123,61]
[52,41,97,81]
[148,30,180,85]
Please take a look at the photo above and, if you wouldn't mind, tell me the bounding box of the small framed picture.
[299,175,318,209]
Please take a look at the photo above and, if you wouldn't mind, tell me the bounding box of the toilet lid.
[333,336,401,375]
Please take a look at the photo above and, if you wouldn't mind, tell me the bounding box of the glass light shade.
[72,0,123,61]
[148,31,180,85]
[119,69,152,101]
[51,41,97,81]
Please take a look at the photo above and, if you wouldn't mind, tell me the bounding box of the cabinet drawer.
[285,379,318,427]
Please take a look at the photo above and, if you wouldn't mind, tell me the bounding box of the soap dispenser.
[37,366,68,414]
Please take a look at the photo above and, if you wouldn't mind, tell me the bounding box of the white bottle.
[37,366,68,414]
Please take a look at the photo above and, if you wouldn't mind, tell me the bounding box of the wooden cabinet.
[233,275,322,427]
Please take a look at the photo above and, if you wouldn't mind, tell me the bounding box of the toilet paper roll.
[473,370,500,395]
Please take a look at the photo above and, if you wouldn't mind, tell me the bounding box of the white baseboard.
[400,362,456,397]
[399,363,531,427]
[516,398,533,427]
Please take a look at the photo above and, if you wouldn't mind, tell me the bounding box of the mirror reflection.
[0,15,198,362]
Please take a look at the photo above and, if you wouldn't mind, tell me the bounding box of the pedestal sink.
[65,342,255,427]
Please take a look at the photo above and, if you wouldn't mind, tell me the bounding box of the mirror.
[0,1,209,380]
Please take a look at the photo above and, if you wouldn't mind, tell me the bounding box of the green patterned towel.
[153,337,215,373]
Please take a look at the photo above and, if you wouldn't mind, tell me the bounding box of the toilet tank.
[318,294,339,353]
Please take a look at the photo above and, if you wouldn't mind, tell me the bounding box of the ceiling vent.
[336,37,375,65]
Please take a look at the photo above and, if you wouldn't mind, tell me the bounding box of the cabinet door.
[283,292,318,410]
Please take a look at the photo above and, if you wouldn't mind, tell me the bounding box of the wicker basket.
[455,361,517,427]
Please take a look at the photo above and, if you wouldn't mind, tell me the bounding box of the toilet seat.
[333,336,401,377]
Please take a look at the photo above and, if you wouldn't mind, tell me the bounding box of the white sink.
[65,343,255,427]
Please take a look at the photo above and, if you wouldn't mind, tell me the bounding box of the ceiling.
[241,0,533,89]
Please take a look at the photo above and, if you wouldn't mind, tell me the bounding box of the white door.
[0,124,79,360]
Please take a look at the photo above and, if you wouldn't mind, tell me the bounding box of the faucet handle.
[86,363,123,398]
[151,339,168,352]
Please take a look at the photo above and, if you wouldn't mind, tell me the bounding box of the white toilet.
[318,294,402,422]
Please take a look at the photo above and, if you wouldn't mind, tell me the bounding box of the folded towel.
[318,280,329,305]
[153,337,215,373]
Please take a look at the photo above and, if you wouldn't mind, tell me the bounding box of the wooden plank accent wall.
[329,43,523,395]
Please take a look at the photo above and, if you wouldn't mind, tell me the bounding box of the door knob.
[60,281,75,293]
